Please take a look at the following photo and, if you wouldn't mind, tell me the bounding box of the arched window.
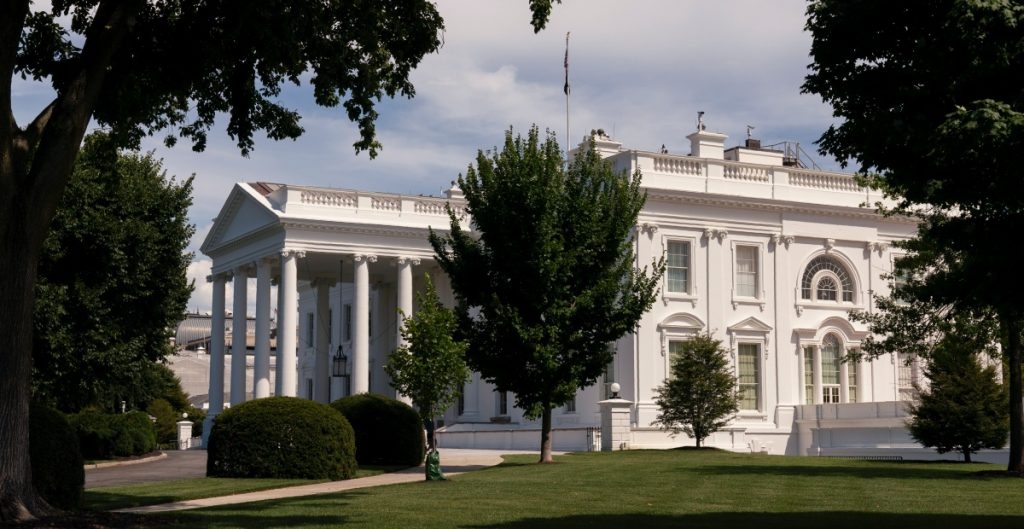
[801,255,854,302]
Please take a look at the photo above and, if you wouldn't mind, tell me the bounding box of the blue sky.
[12,0,840,314]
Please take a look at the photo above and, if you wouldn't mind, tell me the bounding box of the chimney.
[686,130,728,160]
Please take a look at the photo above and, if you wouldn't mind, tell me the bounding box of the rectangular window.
[848,360,858,403]
[496,391,508,416]
[328,309,333,345]
[343,304,352,341]
[899,353,917,401]
[804,347,814,405]
[738,343,760,410]
[306,378,314,400]
[457,387,465,416]
[735,245,759,298]
[666,241,691,293]
[305,312,315,347]
[668,340,687,377]
[564,397,576,414]
[822,348,840,403]
[602,358,616,399]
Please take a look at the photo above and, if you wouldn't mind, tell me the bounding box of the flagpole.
[564,31,570,159]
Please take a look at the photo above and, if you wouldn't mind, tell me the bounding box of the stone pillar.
[253,258,272,399]
[839,357,850,404]
[352,254,376,394]
[176,419,193,450]
[230,267,248,406]
[203,273,227,445]
[278,250,302,397]
[599,397,633,451]
[314,279,331,403]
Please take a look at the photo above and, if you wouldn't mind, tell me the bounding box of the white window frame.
[727,317,771,418]
[731,241,766,310]
[795,253,863,314]
[737,342,761,412]
[662,236,699,305]
[658,313,706,379]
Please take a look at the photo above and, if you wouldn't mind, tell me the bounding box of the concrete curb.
[85,451,168,470]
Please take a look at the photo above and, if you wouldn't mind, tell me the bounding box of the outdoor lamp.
[333,346,349,378]
[610,382,621,399]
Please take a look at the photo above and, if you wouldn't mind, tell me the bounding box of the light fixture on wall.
[332,345,349,379]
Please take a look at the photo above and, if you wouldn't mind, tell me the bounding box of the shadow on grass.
[84,490,179,511]
[462,512,1024,529]
[696,462,991,481]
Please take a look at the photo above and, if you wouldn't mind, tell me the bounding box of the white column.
[394,258,417,404]
[253,258,272,399]
[797,345,806,405]
[839,356,850,404]
[352,254,376,394]
[277,250,302,397]
[812,345,823,405]
[314,279,331,403]
[203,273,227,445]
[230,267,248,405]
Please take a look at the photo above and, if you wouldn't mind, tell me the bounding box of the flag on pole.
[563,32,570,96]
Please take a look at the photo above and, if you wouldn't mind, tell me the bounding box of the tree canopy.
[430,127,663,463]
[32,132,194,413]
[652,332,739,448]
[803,0,1024,472]
[1,1,559,520]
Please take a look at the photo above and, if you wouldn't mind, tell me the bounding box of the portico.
[200,182,464,440]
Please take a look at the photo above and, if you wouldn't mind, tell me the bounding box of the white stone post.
[314,279,331,403]
[254,258,272,399]
[352,254,375,394]
[203,273,227,446]
[278,250,302,397]
[599,392,633,451]
[176,419,193,450]
[230,267,248,405]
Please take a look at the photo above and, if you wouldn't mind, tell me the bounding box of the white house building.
[199,125,1005,462]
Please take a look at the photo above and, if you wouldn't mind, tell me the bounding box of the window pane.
[804,347,814,405]
[848,353,858,403]
[738,343,759,410]
[817,276,838,301]
[821,335,841,385]
[667,241,690,293]
[736,246,758,297]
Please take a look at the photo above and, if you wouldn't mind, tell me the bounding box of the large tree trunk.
[0,3,138,520]
[1002,313,1023,473]
[539,405,554,463]
[0,210,52,521]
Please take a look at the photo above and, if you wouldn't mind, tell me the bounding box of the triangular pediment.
[201,183,280,255]
[727,316,773,334]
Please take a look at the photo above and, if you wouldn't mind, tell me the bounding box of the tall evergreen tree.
[908,344,1008,463]
[32,133,194,413]
[430,127,663,463]
[652,332,739,448]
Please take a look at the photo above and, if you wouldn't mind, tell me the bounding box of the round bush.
[30,402,84,510]
[112,411,157,456]
[207,397,356,479]
[331,393,425,467]
[69,410,115,459]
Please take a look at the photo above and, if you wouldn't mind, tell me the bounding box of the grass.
[84,467,401,511]
[139,450,1024,529]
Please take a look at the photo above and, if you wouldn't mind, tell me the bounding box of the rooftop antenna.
[746,125,756,138]
[697,111,706,132]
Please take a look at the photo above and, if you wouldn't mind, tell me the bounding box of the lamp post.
[332,345,349,399]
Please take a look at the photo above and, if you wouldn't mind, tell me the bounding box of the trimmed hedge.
[68,410,156,459]
[331,393,425,467]
[207,397,357,480]
[30,402,84,510]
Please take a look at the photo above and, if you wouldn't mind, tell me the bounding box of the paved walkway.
[86,449,538,514]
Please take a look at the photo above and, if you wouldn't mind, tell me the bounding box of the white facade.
[199,127,1005,462]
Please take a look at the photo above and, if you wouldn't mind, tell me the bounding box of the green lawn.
[141,450,1024,529]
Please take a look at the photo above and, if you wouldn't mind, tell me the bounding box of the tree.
[430,127,663,463]
[1,2,557,520]
[652,332,739,448]
[803,0,1024,472]
[907,345,1008,463]
[384,273,470,453]
[31,133,193,414]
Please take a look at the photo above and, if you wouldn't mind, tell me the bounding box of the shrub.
[147,398,179,444]
[30,402,84,510]
[331,393,425,466]
[111,411,157,456]
[69,410,115,459]
[207,397,356,479]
